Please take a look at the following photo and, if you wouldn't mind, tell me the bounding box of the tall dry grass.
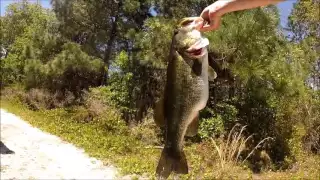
[211,124,272,168]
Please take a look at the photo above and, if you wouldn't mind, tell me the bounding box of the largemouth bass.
[154,17,217,179]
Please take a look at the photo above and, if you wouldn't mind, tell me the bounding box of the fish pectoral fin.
[208,66,217,81]
[185,112,199,137]
[154,97,165,127]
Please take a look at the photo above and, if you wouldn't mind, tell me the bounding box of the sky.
[1,0,297,28]
[1,0,51,14]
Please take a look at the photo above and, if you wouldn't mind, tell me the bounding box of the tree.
[51,0,154,84]
[288,0,320,154]
[1,1,60,85]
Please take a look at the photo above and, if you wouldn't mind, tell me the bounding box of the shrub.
[22,88,54,110]
[82,86,127,134]
[199,114,224,140]
[1,86,78,110]
[0,84,26,102]
[24,42,105,98]
[24,59,46,89]
[21,88,77,110]
[302,92,320,154]
[198,103,238,140]
[1,54,24,86]
[130,108,162,146]
[303,124,320,154]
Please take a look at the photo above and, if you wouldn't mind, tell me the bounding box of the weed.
[211,124,272,168]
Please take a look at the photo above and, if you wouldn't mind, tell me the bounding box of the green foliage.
[287,1,320,154]
[107,49,163,123]
[288,0,320,42]
[198,6,319,169]
[1,1,50,47]
[24,42,104,97]
[83,86,127,132]
[300,91,320,154]
[199,114,224,140]
[136,17,176,68]
[51,0,153,71]
[84,86,115,107]
[153,0,208,18]
[24,59,46,89]
[1,54,24,85]
[198,103,238,140]
[205,7,282,79]
[107,51,135,116]
[130,109,162,146]
[1,1,62,86]
[46,42,104,77]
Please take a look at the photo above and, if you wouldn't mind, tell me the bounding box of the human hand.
[199,0,284,32]
[199,1,229,32]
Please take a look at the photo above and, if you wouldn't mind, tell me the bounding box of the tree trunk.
[103,15,118,85]
[103,0,123,85]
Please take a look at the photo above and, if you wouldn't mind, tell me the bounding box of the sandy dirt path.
[0,109,119,180]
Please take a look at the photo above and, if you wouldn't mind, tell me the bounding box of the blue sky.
[1,0,297,27]
[1,0,51,13]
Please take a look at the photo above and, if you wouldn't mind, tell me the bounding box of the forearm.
[215,0,285,16]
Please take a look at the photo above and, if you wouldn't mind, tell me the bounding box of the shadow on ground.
[0,141,15,154]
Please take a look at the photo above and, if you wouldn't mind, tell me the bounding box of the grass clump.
[211,124,272,169]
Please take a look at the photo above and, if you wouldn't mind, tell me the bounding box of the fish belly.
[190,76,209,112]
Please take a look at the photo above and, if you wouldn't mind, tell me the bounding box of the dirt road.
[0,109,118,179]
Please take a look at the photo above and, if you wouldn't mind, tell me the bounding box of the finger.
[200,9,209,22]
[199,17,221,32]
[199,24,215,32]
[193,17,205,30]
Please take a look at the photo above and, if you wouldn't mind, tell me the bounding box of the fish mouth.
[186,38,209,57]
[187,48,204,56]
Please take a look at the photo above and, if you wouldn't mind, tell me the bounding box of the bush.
[0,84,26,102]
[82,86,127,134]
[22,88,55,110]
[1,85,79,110]
[237,92,294,170]
[302,91,320,154]
[20,88,77,110]
[198,103,238,140]
[303,124,320,154]
[24,42,105,98]
[84,87,162,146]
[1,54,24,86]
[130,108,162,146]
[24,59,46,89]
[199,114,224,140]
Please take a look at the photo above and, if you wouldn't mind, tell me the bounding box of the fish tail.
[156,148,188,179]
